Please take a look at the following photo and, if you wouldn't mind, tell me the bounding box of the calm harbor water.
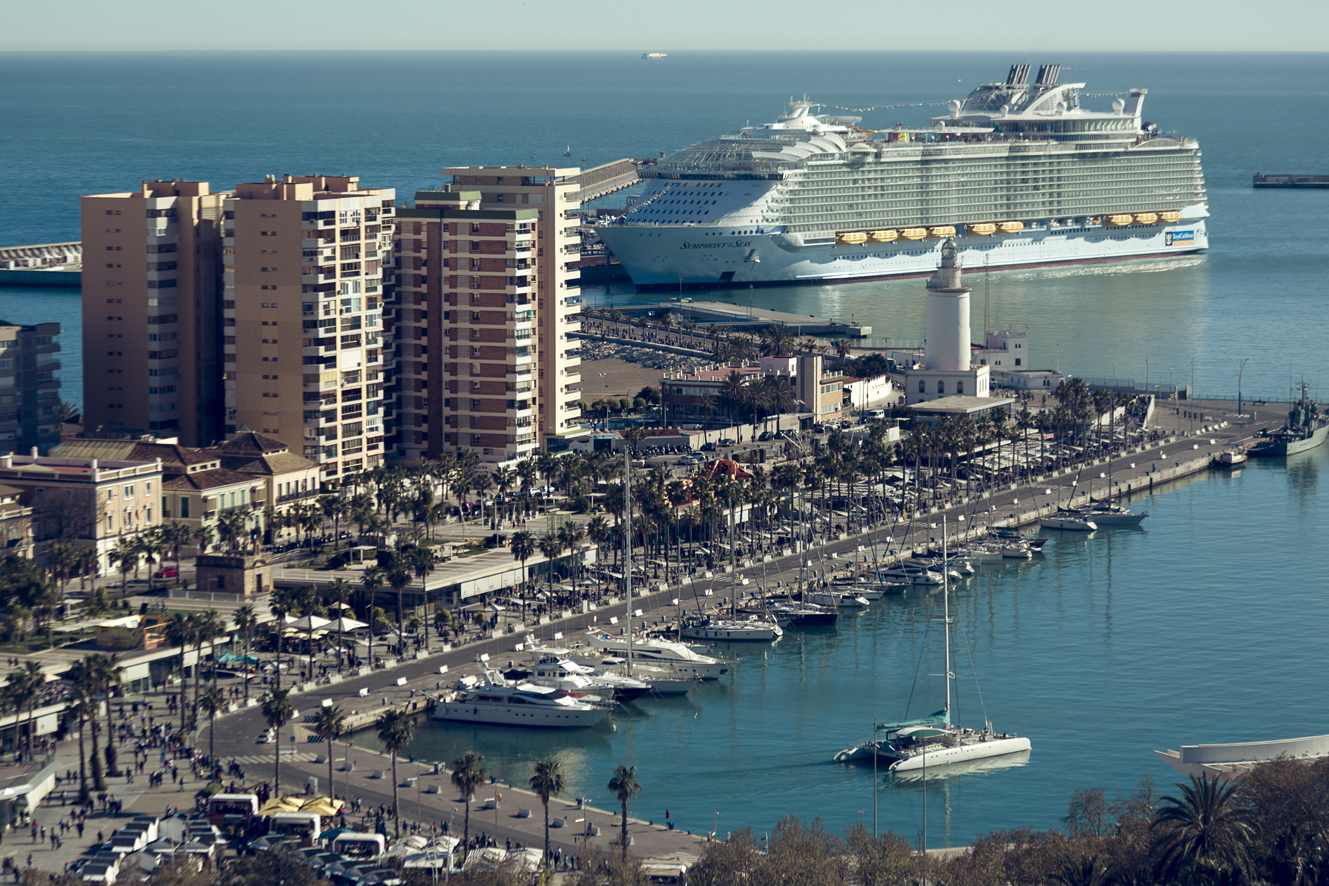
[357,443,1329,846]
[3,49,1329,845]
[3,51,1328,405]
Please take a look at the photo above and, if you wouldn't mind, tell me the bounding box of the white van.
[267,811,321,846]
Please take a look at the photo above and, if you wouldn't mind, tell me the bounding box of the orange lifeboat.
[1107,214,1134,226]
[869,229,898,243]
[1159,210,1182,224]
[836,231,868,246]
[927,225,957,239]
[1133,212,1158,225]
[998,221,1024,234]
[899,227,928,240]
[967,223,997,236]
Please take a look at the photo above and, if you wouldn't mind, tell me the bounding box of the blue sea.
[4,50,1329,845]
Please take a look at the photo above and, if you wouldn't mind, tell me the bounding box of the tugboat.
[1250,383,1328,457]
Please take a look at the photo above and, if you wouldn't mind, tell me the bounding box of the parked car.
[719,437,737,446]
[700,442,717,452]
[153,567,179,579]
[758,431,776,441]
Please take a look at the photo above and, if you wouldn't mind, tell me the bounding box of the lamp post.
[1230,357,1249,417]
[599,373,609,430]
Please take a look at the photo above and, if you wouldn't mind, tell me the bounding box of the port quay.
[3,392,1280,873]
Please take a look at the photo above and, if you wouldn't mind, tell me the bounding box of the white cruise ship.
[596,64,1208,290]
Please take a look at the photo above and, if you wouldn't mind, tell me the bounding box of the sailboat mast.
[943,516,951,721]
[625,445,633,676]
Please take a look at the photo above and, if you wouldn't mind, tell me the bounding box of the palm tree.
[450,752,487,859]
[361,566,383,666]
[585,517,611,601]
[312,705,346,806]
[694,392,719,427]
[327,579,352,670]
[529,759,565,867]
[108,538,137,597]
[1151,775,1256,885]
[261,688,294,797]
[232,605,257,704]
[198,685,226,762]
[87,652,122,776]
[64,662,94,803]
[192,522,215,556]
[375,709,414,839]
[387,565,411,658]
[558,522,586,594]
[537,531,562,603]
[160,521,192,569]
[1050,855,1113,886]
[509,531,536,619]
[164,613,195,734]
[405,547,435,646]
[5,661,42,764]
[191,611,224,730]
[607,764,642,859]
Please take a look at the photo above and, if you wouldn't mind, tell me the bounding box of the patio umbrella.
[325,617,367,632]
[286,614,332,633]
[258,797,303,816]
[300,797,342,817]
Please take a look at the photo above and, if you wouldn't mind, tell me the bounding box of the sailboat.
[836,517,1031,771]
[564,145,572,157]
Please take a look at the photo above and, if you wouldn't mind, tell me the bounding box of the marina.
[169,402,1314,851]
[5,49,1329,866]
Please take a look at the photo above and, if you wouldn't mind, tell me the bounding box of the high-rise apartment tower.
[390,191,540,464]
[439,167,583,445]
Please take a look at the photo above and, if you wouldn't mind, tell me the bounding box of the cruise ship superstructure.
[596,64,1208,289]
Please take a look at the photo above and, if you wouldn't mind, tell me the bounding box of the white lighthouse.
[905,239,991,405]
[924,239,971,372]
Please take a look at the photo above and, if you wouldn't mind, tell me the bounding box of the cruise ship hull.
[597,218,1208,290]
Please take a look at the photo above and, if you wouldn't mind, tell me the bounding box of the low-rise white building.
[975,329,1030,371]
[842,374,895,412]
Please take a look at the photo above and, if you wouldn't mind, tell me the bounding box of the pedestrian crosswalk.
[230,752,320,765]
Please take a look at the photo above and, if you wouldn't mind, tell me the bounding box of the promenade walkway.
[8,398,1279,873]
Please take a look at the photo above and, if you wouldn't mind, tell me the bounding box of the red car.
[153,567,179,579]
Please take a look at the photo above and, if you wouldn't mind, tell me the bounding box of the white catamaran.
[835,517,1030,771]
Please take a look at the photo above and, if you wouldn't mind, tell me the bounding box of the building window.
[957,381,964,395]
[918,380,925,394]
[181,497,190,518]
[937,381,945,394]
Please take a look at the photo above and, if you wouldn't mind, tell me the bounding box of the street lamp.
[1230,357,1249,417]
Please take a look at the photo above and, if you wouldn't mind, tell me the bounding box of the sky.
[4,0,1328,52]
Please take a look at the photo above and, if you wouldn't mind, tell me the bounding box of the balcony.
[276,489,319,504]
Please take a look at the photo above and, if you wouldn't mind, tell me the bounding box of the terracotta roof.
[54,439,216,468]
[216,432,291,456]
[161,467,260,491]
[208,448,315,476]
